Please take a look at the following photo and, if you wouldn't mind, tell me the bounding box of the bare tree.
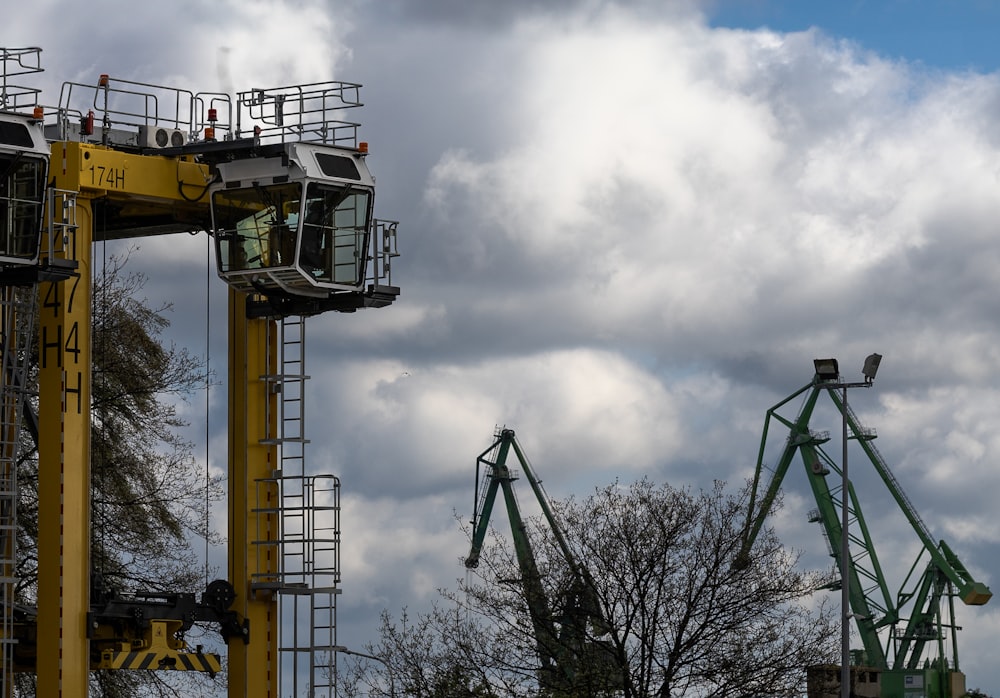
[340,608,505,698]
[347,478,837,697]
[89,256,221,597]
[557,479,837,697]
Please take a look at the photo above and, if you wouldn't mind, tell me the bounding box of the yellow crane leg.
[228,289,279,698]
[36,199,92,696]
[32,139,211,696]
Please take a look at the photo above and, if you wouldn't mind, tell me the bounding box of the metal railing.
[50,74,235,145]
[0,47,43,112]
[236,81,363,146]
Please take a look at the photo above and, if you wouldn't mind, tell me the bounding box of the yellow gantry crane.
[0,47,399,696]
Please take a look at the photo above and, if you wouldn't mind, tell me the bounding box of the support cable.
[204,231,211,589]
[94,203,108,583]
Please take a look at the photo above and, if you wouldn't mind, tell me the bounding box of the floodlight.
[862,353,882,383]
[813,358,840,382]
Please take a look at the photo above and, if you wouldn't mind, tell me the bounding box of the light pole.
[333,645,396,697]
[813,353,882,698]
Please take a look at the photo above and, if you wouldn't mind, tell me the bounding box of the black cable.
[204,231,211,589]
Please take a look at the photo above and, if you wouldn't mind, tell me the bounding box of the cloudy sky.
[7,0,1000,692]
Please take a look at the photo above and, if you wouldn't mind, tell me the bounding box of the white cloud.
[419,10,1000,377]
[192,0,354,92]
[339,492,466,609]
[307,349,684,500]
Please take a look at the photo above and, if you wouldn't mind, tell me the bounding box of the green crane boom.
[736,373,990,695]
[465,428,614,695]
[466,430,560,681]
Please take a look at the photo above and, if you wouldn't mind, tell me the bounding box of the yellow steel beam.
[36,198,92,697]
[228,289,280,698]
[50,141,213,238]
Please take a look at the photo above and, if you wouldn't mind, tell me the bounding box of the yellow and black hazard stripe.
[98,649,222,674]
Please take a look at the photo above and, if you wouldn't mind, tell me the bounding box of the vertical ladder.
[251,315,342,697]
[0,284,39,695]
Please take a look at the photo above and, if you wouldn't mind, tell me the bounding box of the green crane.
[737,369,990,697]
[465,428,617,696]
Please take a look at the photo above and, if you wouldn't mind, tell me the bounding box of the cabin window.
[213,182,302,272]
[297,182,371,285]
[0,153,46,261]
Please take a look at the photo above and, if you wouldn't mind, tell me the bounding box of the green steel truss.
[737,378,991,672]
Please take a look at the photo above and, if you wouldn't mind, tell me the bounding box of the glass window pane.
[0,154,46,260]
[299,182,370,286]
[212,182,302,272]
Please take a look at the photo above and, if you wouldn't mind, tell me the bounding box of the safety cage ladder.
[251,315,341,696]
[0,284,39,695]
